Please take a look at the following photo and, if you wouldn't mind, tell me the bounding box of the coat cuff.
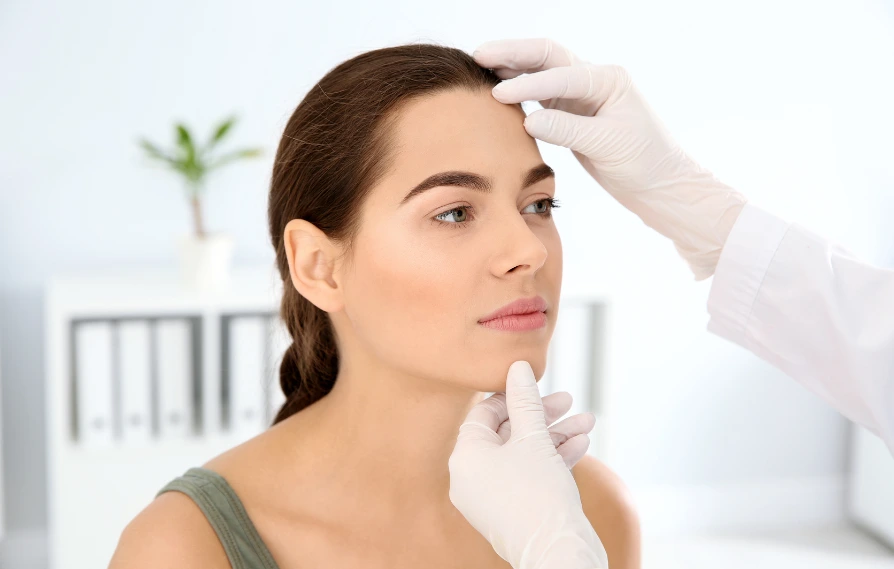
[706,203,792,345]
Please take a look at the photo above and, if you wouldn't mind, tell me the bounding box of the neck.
[287,346,487,525]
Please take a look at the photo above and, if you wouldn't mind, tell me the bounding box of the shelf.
[46,264,285,315]
[45,265,290,569]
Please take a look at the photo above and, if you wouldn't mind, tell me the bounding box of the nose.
[488,210,549,277]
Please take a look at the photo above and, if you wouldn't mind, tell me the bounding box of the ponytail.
[272,286,339,424]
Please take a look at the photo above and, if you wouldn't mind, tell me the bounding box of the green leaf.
[209,116,237,147]
[175,124,196,164]
[207,147,263,170]
[139,139,171,161]
[138,138,186,169]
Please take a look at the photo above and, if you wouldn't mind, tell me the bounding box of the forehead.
[383,89,541,187]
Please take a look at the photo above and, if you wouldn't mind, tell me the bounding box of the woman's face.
[336,88,562,393]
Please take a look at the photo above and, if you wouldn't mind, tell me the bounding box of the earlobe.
[283,219,343,312]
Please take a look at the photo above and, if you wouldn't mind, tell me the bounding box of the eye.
[522,197,560,217]
[434,205,473,226]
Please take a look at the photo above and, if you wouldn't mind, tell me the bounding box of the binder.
[155,319,193,439]
[74,321,115,447]
[228,316,267,437]
[265,317,291,424]
[202,314,222,436]
[118,320,152,443]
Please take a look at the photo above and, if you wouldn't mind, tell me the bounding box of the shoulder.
[572,454,642,569]
[108,489,231,569]
[108,426,295,569]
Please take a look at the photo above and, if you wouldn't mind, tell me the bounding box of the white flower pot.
[178,232,234,292]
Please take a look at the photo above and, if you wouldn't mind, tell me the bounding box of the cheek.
[344,223,475,371]
[545,225,563,284]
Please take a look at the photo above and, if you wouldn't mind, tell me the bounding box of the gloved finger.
[494,67,526,80]
[547,412,596,447]
[455,419,504,449]
[472,38,579,74]
[543,391,573,427]
[491,394,511,440]
[505,360,551,443]
[522,108,611,157]
[491,65,616,110]
[455,392,512,447]
[506,419,586,449]
[490,390,573,426]
[556,433,591,469]
[496,390,574,442]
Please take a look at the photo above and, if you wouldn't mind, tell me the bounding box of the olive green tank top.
[156,467,280,569]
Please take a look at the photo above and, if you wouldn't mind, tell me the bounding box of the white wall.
[1,0,892,547]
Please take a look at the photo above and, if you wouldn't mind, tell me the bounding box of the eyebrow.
[399,163,555,205]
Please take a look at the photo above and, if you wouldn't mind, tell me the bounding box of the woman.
[109,43,640,569]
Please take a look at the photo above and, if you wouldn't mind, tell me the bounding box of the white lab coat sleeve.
[706,202,894,455]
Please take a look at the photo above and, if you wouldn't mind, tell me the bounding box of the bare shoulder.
[572,455,642,569]
[108,490,230,569]
[106,423,298,569]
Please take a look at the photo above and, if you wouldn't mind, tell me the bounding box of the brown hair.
[268,43,514,424]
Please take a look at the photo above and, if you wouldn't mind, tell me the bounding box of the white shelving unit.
[44,265,290,569]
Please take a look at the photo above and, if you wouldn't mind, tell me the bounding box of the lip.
[478,295,548,324]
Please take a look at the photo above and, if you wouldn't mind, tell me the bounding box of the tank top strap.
[157,467,279,569]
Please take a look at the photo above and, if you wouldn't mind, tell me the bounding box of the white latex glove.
[473,38,748,281]
[449,361,609,569]
[505,389,595,469]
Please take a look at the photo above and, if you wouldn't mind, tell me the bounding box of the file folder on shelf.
[155,318,195,439]
[73,321,115,448]
[118,320,153,443]
[227,316,267,437]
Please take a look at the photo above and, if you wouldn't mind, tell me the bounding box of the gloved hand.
[449,361,609,569]
[473,38,748,281]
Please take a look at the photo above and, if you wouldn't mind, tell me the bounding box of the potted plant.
[138,115,263,291]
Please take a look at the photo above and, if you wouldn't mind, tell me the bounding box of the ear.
[283,219,345,313]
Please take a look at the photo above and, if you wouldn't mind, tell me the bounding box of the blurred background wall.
[1,0,893,566]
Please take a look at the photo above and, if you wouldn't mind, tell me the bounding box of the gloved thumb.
[505,360,550,444]
[523,109,600,155]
